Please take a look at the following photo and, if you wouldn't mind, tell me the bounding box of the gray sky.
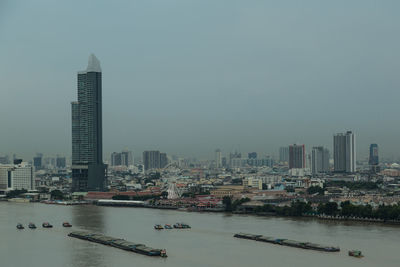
[1,0,399,161]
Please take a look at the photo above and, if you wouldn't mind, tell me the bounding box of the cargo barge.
[68,231,167,257]
[234,233,339,252]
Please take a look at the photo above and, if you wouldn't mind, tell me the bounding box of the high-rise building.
[369,144,379,166]
[229,151,241,167]
[279,147,289,162]
[111,151,133,167]
[33,154,42,170]
[143,151,161,171]
[289,144,305,169]
[311,146,330,175]
[215,149,222,168]
[333,131,356,173]
[121,150,133,166]
[248,152,257,159]
[160,153,168,168]
[56,157,66,168]
[71,54,106,191]
[0,162,34,190]
[111,152,122,166]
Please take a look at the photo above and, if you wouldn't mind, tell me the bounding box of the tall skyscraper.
[215,149,222,168]
[279,147,289,162]
[289,144,305,169]
[333,131,356,173]
[369,144,379,166]
[71,54,106,192]
[311,146,330,175]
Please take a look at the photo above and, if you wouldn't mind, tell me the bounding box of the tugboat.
[154,224,164,230]
[160,249,167,257]
[42,222,53,228]
[164,224,172,229]
[62,222,72,227]
[16,223,24,230]
[348,250,363,258]
[28,223,37,229]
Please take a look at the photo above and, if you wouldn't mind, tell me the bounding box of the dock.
[234,233,340,252]
[68,231,167,257]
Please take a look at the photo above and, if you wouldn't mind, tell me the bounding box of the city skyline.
[2,3,400,267]
[1,1,400,160]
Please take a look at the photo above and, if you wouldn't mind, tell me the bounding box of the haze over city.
[1,0,400,160]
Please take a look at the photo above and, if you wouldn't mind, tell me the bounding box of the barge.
[234,233,340,252]
[68,231,167,257]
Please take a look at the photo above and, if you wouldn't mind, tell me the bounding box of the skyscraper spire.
[86,53,102,72]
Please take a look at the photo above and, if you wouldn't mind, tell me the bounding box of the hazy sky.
[1,0,399,161]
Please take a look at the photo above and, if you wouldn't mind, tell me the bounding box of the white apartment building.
[0,163,34,190]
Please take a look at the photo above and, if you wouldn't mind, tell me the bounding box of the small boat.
[28,223,37,229]
[164,224,172,229]
[62,222,72,227]
[16,223,24,230]
[173,223,191,229]
[160,249,167,257]
[181,223,191,229]
[42,222,53,228]
[348,250,363,258]
[154,224,163,230]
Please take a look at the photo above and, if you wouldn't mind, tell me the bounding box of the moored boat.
[28,223,37,229]
[42,222,53,228]
[348,250,363,258]
[180,223,191,229]
[16,223,24,230]
[164,224,172,229]
[62,222,72,227]
[173,223,191,229]
[154,224,164,230]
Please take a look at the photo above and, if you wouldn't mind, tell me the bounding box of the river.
[1,202,398,267]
